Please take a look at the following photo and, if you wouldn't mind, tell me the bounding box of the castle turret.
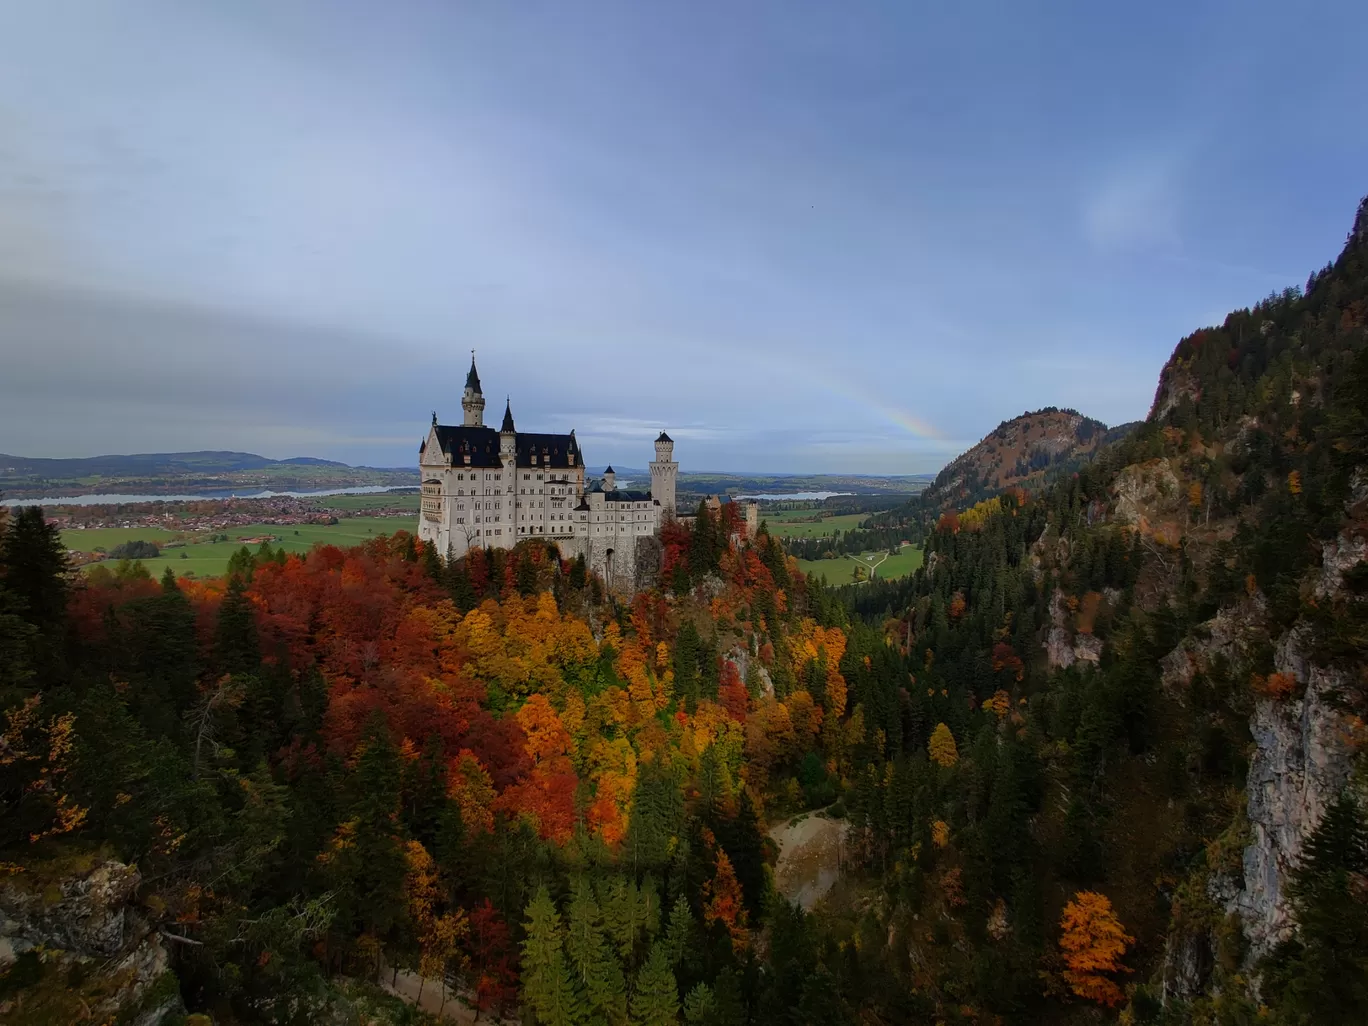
[500,398,516,453]
[462,353,485,427]
[649,431,678,515]
[603,465,616,492]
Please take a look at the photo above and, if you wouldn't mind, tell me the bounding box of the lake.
[735,491,852,501]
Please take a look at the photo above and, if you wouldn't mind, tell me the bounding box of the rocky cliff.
[0,855,182,1025]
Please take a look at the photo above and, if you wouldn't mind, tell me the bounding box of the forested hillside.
[917,409,1135,511]
[1,197,1367,1026]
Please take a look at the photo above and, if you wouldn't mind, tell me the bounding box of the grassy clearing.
[797,544,923,584]
[764,512,877,539]
[323,492,420,511]
[65,516,416,578]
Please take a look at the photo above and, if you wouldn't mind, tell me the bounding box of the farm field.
[64,516,416,578]
[324,492,420,511]
[763,511,878,539]
[797,543,923,584]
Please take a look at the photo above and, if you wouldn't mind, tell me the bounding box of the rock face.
[1111,458,1181,529]
[0,859,139,957]
[1228,631,1355,962]
[1041,588,1106,669]
[1316,528,1368,599]
[0,858,182,1026]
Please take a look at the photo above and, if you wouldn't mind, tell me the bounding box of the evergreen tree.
[0,505,68,680]
[661,893,694,967]
[673,620,700,711]
[630,943,680,1026]
[522,885,584,1026]
[214,574,261,677]
[565,879,628,1024]
[334,714,408,938]
[625,763,685,873]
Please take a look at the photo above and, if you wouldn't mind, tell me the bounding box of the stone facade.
[418,357,678,591]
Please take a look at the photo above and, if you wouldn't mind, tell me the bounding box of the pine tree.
[334,714,408,939]
[564,879,628,1024]
[215,573,261,677]
[630,943,680,1026]
[673,620,700,710]
[681,983,715,1024]
[522,885,584,1026]
[661,893,694,966]
[0,505,69,680]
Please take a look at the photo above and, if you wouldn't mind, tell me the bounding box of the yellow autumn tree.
[404,840,468,1002]
[1058,891,1134,1007]
[928,722,958,768]
[931,820,950,848]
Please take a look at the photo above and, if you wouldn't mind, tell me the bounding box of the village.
[43,492,418,533]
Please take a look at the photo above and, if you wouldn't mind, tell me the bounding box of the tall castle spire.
[462,350,486,427]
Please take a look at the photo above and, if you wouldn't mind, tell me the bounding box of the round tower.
[462,353,485,427]
[649,431,678,515]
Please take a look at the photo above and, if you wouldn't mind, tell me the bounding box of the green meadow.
[796,543,923,584]
[762,511,877,539]
[323,492,420,512]
[65,516,418,578]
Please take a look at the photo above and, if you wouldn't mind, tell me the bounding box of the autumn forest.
[4,204,1368,1025]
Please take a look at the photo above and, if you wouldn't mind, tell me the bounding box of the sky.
[1,1,1367,474]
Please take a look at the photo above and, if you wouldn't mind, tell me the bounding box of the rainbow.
[789,366,949,442]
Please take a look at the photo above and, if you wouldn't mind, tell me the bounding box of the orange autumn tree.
[1058,890,1134,1007]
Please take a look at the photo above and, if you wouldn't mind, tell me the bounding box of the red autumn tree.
[718,660,749,722]
[703,851,748,953]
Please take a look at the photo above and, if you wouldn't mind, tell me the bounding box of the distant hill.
[0,450,352,477]
[0,450,413,501]
[920,408,1138,509]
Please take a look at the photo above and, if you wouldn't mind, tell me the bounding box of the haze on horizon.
[1,1,1366,474]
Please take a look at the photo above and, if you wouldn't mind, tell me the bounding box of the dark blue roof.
[465,357,482,392]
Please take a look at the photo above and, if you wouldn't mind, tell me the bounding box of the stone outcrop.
[1227,630,1356,962]
[1041,588,1106,669]
[1316,528,1368,599]
[0,858,182,1026]
[1111,458,1181,529]
[0,859,139,957]
[1151,366,1201,422]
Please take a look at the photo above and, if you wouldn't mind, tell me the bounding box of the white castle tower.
[462,353,485,427]
[649,431,677,515]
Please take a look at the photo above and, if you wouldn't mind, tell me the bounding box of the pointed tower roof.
[656,430,672,443]
[465,353,482,392]
[604,465,615,474]
[501,397,516,433]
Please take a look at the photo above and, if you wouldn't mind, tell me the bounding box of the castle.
[418,355,678,589]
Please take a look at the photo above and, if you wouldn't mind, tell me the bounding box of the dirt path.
[769,813,848,910]
[379,965,518,1024]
